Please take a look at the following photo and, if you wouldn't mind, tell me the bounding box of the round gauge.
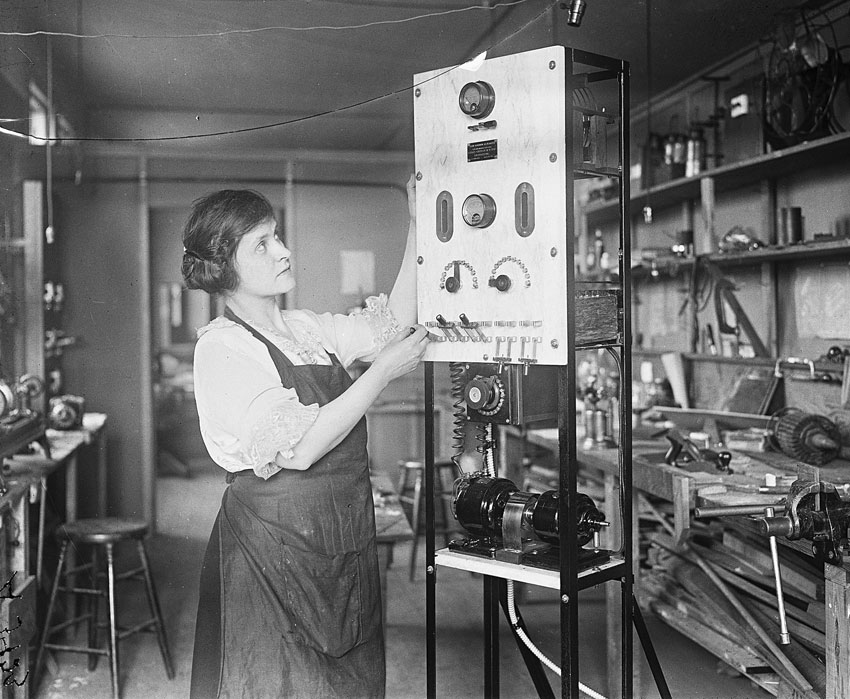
[461,194,496,228]
[458,81,495,119]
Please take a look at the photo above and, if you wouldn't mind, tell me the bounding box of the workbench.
[0,413,107,699]
[519,426,850,699]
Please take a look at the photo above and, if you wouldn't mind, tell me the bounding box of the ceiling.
[7,0,825,154]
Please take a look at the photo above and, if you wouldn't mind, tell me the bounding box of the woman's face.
[231,218,295,298]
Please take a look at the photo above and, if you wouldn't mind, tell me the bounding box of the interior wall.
[54,180,148,519]
[290,184,409,313]
[50,163,411,520]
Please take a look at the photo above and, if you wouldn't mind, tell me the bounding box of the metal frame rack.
[421,47,667,699]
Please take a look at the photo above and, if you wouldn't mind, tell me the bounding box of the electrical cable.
[0,0,559,144]
[505,580,608,699]
[0,0,533,39]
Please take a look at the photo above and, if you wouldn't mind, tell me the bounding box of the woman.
[182,181,428,699]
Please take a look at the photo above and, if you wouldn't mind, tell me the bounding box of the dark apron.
[190,308,385,699]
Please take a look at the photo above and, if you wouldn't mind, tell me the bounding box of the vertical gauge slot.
[514,182,535,237]
[436,191,454,242]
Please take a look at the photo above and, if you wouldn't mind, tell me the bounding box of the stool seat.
[58,518,149,544]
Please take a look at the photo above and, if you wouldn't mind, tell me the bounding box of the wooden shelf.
[631,238,850,279]
[584,131,850,227]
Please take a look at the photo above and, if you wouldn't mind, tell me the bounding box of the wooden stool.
[34,518,175,699]
[397,459,459,581]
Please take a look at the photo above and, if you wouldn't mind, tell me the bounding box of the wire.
[0,0,533,39]
[505,580,609,699]
[1,0,558,144]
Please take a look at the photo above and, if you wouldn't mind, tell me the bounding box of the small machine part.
[461,363,558,425]
[663,427,733,473]
[0,381,13,419]
[758,479,850,564]
[768,407,845,465]
[450,473,608,569]
[695,478,850,645]
[565,0,587,27]
[47,394,85,430]
[14,374,44,416]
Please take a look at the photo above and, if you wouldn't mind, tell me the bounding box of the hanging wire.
[0,0,558,144]
[0,0,533,39]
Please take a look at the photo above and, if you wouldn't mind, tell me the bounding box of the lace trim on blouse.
[247,401,321,479]
[354,294,401,349]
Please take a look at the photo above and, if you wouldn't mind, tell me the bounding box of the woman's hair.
[181,189,275,294]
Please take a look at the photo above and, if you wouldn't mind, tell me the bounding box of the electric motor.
[453,474,606,548]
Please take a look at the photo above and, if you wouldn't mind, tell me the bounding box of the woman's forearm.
[277,364,389,470]
[388,216,418,327]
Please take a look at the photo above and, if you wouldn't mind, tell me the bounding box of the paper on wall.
[339,250,376,296]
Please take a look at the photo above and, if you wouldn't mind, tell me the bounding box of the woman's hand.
[372,324,429,384]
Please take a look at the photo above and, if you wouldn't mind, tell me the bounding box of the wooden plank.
[722,530,823,601]
[825,564,850,699]
[712,566,825,633]
[749,603,826,698]
[749,598,825,656]
[650,599,774,678]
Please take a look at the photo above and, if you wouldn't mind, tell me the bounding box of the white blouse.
[193,294,400,479]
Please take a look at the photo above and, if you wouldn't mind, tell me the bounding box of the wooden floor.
[32,464,766,699]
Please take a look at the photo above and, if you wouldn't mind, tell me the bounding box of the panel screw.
[550,247,558,257]
[561,594,569,603]
[549,153,558,162]
[416,171,423,181]
[551,340,559,349]
[483,355,489,361]
[426,565,434,574]
[549,61,557,70]
[417,256,424,265]
[415,88,421,98]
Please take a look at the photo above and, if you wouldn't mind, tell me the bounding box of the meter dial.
[458,81,495,119]
[461,194,496,228]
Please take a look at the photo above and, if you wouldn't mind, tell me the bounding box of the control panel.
[414,46,569,365]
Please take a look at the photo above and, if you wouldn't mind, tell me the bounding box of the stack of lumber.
[641,527,826,699]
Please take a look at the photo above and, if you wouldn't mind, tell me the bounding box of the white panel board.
[414,46,569,365]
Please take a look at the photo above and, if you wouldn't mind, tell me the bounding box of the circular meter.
[461,194,496,228]
[458,81,495,119]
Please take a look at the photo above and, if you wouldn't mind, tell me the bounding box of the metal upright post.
[425,362,437,699]
[559,47,580,699]
[619,57,635,699]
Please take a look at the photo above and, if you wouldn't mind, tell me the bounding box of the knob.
[488,274,511,292]
[445,275,460,293]
[464,375,504,414]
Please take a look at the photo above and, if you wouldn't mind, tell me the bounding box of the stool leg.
[136,540,175,679]
[88,545,100,671]
[35,540,68,688]
[106,543,120,699]
[409,469,423,582]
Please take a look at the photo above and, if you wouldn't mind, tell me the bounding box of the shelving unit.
[584,131,850,230]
